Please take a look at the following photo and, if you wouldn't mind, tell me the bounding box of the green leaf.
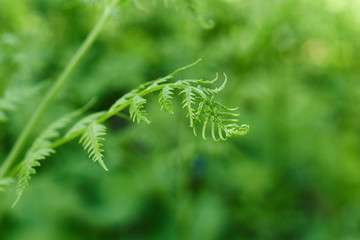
[106,60,248,142]
[129,96,150,124]
[79,122,108,171]
[158,85,174,115]
[179,88,196,127]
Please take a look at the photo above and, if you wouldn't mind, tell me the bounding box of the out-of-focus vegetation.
[1,0,360,239]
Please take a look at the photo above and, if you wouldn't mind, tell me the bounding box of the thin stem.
[0,0,119,178]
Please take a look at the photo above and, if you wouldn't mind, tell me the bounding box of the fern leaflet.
[79,122,108,171]
[129,96,150,124]
[158,85,174,115]
[179,87,196,127]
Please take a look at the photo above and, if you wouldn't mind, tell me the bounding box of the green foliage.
[1,29,248,208]
[2,56,248,207]
[129,96,151,124]
[13,109,83,206]
[180,87,196,127]
[158,85,174,115]
[79,122,108,171]
[104,62,249,141]
[4,0,360,239]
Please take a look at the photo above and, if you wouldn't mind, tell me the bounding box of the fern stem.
[0,0,119,178]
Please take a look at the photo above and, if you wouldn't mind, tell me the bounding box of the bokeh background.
[1,0,360,239]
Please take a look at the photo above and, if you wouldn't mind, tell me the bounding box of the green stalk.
[0,0,119,178]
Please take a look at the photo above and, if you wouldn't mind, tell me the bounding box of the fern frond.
[79,122,108,171]
[13,146,55,207]
[0,178,13,192]
[13,110,81,207]
[104,60,248,142]
[179,88,196,127]
[106,61,248,141]
[129,96,150,124]
[158,85,174,115]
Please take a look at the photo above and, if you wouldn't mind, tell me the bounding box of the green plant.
[0,0,249,207]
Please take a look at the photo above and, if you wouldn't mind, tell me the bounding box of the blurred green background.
[1,0,360,239]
